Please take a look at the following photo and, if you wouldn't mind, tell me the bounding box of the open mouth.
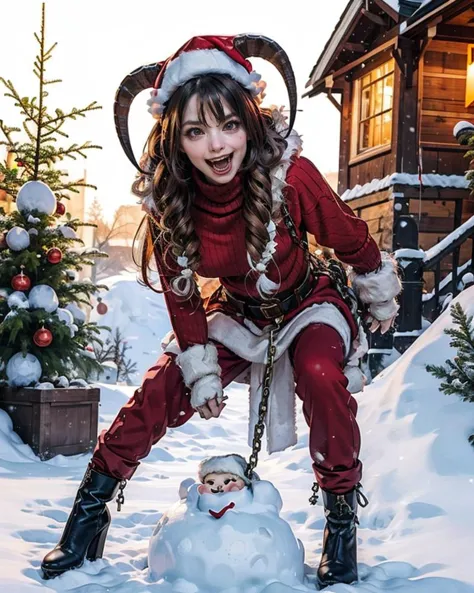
[206,153,233,175]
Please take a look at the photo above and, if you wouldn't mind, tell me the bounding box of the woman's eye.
[186,127,203,138]
[224,120,240,131]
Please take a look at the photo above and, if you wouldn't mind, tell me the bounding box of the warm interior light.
[466,44,474,108]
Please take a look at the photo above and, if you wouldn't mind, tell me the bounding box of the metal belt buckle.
[260,300,284,319]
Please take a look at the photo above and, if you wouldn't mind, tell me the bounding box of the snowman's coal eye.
[231,478,237,482]
[224,479,230,485]
[206,480,214,485]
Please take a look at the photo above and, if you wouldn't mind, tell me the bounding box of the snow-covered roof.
[341,173,469,201]
[384,0,432,13]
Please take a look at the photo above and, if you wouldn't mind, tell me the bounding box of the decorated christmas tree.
[0,3,108,388]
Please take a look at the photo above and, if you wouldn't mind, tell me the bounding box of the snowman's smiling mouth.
[209,501,235,519]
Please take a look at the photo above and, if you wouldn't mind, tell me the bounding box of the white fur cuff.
[350,252,402,306]
[369,298,400,320]
[190,374,223,408]
[176,343,221,387]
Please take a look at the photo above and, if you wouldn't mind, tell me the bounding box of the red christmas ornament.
[97,302,108,315]
[16,160,25,167]
[33,327,53,347]
[85,345,94,352]
[55,201,66,217]
[11,269,31,291]
[47,247,63,264]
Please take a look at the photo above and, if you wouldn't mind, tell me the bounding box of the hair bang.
[195,77,236,125]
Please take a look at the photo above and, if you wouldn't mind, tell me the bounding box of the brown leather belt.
[222,266,315,321]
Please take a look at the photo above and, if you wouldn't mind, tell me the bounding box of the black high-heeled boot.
[317,486,368,589]
[41,465,126,580]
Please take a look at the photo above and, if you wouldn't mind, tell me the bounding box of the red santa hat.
[114,34,297,173]
[147,36,267,118]
[198,453,258,485]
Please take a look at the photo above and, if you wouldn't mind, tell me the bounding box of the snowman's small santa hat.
[198,454,257,485]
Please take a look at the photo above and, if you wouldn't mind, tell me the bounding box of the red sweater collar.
[192,167,242,205]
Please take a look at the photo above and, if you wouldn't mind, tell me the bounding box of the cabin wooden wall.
[420,39,474,175]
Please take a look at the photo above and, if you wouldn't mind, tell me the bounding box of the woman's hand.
[196,395,228,419]
[368,315,397,335]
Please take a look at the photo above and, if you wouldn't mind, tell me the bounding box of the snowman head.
[197,454,257,491]
[198,472,246,494]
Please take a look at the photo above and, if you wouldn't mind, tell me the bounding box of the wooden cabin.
[304,0,474,286]
[304,0,474,358]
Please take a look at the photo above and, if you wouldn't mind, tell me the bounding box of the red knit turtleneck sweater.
[152,156,381,351]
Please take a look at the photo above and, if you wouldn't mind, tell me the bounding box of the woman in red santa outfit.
[41,35,401,586]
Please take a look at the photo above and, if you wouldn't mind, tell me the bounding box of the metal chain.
[245,315,283,481]
[116,480,126,512]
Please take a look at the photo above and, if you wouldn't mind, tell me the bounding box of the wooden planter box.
[0,386,100,460]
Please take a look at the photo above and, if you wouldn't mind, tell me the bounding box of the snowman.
[148,454,307,592]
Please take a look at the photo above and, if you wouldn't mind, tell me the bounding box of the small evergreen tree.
[93,328,137,384]
[0,3,108,386]
[426,302,474,446]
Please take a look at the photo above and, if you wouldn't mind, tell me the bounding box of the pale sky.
[0,0,348,221]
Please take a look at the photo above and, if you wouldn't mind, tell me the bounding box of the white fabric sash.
[162,303,363,454]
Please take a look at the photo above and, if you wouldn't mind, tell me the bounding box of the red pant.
[91,323,362,493]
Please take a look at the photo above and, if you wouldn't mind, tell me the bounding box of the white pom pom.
[256,262,267,272]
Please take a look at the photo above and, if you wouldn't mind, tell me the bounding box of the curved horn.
[114,63,162,172]
[233,34,297,138]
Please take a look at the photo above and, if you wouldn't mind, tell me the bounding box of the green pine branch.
[426,302,474,445]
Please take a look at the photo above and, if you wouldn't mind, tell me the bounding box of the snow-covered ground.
[1,277,473,592]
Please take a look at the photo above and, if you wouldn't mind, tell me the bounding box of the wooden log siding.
[421,40,474,155]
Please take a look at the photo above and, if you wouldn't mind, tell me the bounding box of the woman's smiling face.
[180,94,248,185]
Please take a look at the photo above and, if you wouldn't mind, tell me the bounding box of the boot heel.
[86,525,109,561]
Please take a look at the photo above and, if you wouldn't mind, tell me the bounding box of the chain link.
[245,316,283,481]
[243,203,362,494]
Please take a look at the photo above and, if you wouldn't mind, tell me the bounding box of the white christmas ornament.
[148,480,305,589]
[6,227,30,251]
[16,180,56,215]
[28,285,59,313]
[56,308,74,326]
[28,228,39,237]
[7,292,29,310]
[6,352,42,387]
[65,303,86,324]
[58,225,77,239]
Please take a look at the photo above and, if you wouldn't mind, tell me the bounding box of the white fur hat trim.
[198,453,253,485]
